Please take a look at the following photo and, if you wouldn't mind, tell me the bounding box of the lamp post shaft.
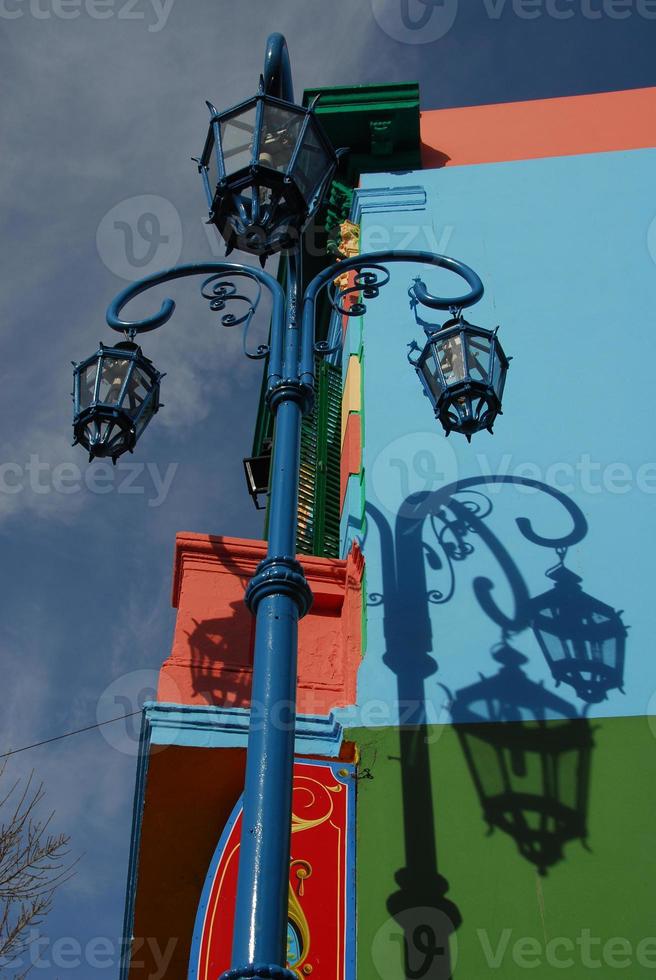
[231,588,300,966]
[230,251,310,978]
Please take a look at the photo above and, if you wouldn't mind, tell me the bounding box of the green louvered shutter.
[296,360,342,558]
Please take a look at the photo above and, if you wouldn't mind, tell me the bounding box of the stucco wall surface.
[348,716,656,979]
[337,147,656,728]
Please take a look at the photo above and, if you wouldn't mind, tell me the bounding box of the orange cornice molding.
[172,533,349,609]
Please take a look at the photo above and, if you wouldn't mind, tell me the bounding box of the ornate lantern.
[450,644,593,875]
[530,560,627,704]
[413,317,509,440]
[198,88,339,258]
[72,341,162,462]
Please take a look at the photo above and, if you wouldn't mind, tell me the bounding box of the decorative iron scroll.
[328,264,391,319]
[200,272,270,360]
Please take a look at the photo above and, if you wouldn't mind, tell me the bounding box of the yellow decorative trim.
[288,873,311,977]
[341,355,362,447]
[291,774,341,834]
[338,220,361,257]
[291,859,312,897]
[286,773,344,977]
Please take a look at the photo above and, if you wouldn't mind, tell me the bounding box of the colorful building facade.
[121,85,656,978]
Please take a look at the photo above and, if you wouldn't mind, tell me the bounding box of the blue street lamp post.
[71,35,510,980]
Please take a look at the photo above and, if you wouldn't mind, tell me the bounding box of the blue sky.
[1,0,655,976]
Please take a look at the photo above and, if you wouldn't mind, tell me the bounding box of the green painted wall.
[347,717,656,978]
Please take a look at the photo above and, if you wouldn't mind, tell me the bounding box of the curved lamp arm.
[263,32,293,102]
[299,250,485,388]
[411,261,484,311]
[105,262,286,382]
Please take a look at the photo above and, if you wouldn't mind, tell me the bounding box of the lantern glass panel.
[258,103,303,172]
[492,340,506,397]
[466,333,492,383]
[98,355,132,406]
[124,366,152,418]
[135,393,157,436]
[106,422,125,451]
[292,122,332,201]
[435,334,465,386]
[206,128,219,194]
[420,352,445,402]
[80,362,98,409]
[220,105,257,173]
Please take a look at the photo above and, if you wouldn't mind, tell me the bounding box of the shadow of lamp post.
[364,499,462,980]
[70,33,512,980]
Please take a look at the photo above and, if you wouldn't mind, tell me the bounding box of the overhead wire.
[0,711,143,759]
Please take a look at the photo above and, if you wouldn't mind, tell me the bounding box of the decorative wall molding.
[145,702,344,757]
[352,184,427,220]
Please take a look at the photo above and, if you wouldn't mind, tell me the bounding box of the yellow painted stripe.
[341,355,362,447]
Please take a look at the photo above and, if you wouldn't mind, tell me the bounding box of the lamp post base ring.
[219,964,298,980]
[245,555,313,618]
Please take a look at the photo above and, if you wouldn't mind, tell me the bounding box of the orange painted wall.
[158,533,364,716]
[421,86,656,168]
[127,745,246,980]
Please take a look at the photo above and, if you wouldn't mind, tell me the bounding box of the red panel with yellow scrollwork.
[188,759,356,980]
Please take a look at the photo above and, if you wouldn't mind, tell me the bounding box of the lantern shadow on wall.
[184,599,255,708]
[449,643,594,877]
[360,474,629,954]
[530,555,627,705]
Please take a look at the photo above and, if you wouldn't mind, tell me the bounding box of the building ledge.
[145,701,345,757]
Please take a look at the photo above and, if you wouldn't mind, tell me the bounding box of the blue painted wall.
[337,149,656,727]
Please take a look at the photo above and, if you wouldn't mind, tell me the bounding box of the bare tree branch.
[0,763,74,976]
